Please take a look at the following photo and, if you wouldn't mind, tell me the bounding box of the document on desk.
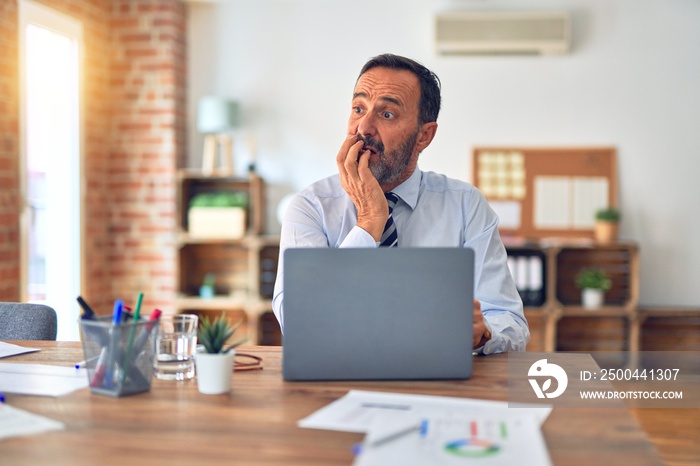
[0,363,88,397]
[0,404,65,440]
[354,412,551,466]
[299,390,552,466]
[298,390,551,433]
[0,341,39,359]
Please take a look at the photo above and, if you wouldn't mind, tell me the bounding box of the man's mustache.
[356,135,385,155]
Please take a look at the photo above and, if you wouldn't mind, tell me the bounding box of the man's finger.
[343,140,365,177]
[337,137,363,186]
[336,133,359,164]
[337,134,362,169]
[357,149,372,180]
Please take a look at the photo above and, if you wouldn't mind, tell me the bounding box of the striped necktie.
[379,192,399,248]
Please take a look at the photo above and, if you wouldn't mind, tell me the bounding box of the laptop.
[282,247,474,381]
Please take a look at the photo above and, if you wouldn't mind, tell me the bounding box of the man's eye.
[382,111,395,119]
[353,106,364,114]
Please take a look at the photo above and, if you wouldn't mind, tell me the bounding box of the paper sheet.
[299,390,552,466]
[298,390,551,432]
[0,403,65,440]
[0,363,88,397]
[354,412,551,466]
[534,177,570,228]
[572,177,609,228]
[534,176,609,229]
[0,341,39,359]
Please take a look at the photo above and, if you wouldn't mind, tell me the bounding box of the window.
[19,0,83,341]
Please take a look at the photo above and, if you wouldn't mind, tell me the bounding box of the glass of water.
[154,314,199,380]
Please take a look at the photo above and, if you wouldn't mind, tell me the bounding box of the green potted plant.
[194,312,247,394]
[575,268,612,309]
[188,192,249,239]
[594,207,621,243]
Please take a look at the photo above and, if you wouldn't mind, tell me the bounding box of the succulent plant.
[197,312,247,354]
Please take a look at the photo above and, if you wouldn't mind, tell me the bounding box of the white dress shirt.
[273,167,529,354]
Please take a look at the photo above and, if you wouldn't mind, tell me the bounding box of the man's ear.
[415,122,438,153]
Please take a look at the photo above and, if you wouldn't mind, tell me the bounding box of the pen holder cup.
[79,316,159,397]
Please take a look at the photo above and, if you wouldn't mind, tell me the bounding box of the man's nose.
[356,112,377,138]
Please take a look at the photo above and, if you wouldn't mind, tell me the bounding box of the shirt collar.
[390,167,421,210]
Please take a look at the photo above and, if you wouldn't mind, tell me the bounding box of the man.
[272,54,529,354]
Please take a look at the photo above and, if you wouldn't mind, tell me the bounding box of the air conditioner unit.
[435,11,571,56]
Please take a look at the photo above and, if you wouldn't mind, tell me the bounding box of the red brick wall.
[0,0,21,301]
[107,0,186,313]
[0,0,186,315]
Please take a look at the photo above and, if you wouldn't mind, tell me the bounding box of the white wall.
[187,0,700,307]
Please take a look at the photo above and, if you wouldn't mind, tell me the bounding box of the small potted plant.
[195,312,247,394]
[199,273,216,299]
[594,207,621,243]
[188,191,249,239]
[575,268,612,309]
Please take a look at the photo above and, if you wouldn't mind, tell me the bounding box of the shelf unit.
[175,169,280,344]
[507,241,639,353]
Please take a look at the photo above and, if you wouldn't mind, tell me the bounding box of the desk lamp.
[197,97,240,176]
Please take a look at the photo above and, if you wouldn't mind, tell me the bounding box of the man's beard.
[357,129,420,185]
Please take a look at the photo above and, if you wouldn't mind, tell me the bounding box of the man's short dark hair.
[358,53,441,125]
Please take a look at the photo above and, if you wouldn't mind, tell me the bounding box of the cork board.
[473,147,617,240]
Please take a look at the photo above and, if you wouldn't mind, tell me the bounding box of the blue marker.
[104,300,124,389]
[112,300,123,324]
[0,392,5,403]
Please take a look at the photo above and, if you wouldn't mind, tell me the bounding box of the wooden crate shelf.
[507,241,640,353]
[175,170,280,344]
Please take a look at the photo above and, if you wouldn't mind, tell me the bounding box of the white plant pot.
[195,350,235,394]
[188,207,246,239]
[581,288,604,310]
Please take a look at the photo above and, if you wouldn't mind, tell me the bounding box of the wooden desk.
[1,342,662,465]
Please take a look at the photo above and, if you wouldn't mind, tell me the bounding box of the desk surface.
[1,342,661,465]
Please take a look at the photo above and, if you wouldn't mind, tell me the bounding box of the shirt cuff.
[339,226,379,248]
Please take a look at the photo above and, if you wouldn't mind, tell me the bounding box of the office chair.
[0,302,58,340]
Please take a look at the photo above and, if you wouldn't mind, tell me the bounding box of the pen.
[104,300,124,389]
[115,308,161,387]
[133,293,144,321]
[90,348,109,388]
[112,300,123,325]
[121,307,134,322]
[120,293,144,385]
[131,308,162,352]
[77,296,96,320]
[75,355,99,369]
[0,392,5,403]
[354,419,428,455]
[147,308,162,326]
[368,423,423,448]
